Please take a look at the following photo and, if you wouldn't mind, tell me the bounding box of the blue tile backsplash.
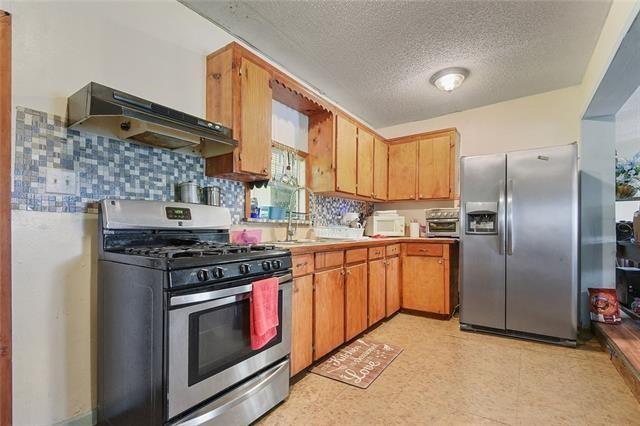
[311,194,373,226]
[12,107,246,222]
[11,106,373,226]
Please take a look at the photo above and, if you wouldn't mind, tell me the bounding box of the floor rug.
[310,338,403,388]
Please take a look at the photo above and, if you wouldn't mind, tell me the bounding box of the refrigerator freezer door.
[505,144,578,340]
[460,153,507,330]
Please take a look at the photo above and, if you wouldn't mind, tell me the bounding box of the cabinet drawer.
[315,251,344,269]
[405,243,443,257]
[345,248,368,264]
[368,246,385,260]
[386,244,400,257]
[292,254,314,277]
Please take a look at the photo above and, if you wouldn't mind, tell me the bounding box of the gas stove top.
[103,241,290,272]
[121,242,278,259]
[98,200,292,287]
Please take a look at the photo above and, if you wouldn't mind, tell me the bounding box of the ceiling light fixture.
[430,67,469,92]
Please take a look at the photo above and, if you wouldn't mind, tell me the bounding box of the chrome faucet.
[286,186,313,241]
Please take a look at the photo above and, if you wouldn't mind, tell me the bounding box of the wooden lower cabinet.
[368,259,386,326]
[313,267,345,360]
[385,256,401,316]
[402,255,446,314]
[291,275,313,376]
[345,262,368,340]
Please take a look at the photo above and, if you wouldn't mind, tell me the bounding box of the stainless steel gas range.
[97,199,292,426]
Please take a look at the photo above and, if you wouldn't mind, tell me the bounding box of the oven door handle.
[170,273,293,307]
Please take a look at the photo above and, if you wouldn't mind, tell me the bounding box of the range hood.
[67,82,237,156]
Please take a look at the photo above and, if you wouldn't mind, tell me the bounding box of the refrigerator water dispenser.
[465,202,498,234]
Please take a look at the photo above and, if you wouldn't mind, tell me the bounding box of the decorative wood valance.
[272,70,333,116]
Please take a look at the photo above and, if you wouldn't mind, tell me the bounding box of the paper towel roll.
[409,222,420,238]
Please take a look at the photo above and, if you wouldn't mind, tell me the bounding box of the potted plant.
[616,151,640,200]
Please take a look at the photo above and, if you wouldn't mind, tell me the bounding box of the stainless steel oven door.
[167,273,292,420]
[427,219,460,237]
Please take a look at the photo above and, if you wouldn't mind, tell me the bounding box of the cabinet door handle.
[296,262,307,268]
[438,259,443,264]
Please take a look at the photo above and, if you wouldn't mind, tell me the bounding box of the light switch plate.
[46,168,77,195]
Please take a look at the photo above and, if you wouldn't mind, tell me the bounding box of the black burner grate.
[122,242,277,259]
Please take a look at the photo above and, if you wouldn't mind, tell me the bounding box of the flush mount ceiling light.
[430,67,469,92]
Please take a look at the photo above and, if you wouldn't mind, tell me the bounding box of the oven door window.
[429,221,457,232]
[188,291,283,386]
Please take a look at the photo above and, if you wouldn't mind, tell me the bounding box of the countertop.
[273,237,458,255]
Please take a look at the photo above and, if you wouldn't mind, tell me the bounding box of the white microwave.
[364,215,405,236]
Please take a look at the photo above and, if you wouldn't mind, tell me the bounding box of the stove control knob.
[239,264,251,274]
[262,261,271,271]
[271,260,282,269]
[197,269,209,282]
[212,267,224,279]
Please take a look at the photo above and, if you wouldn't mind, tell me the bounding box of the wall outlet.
[46,168,77,195]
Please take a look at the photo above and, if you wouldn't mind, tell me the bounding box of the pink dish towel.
[250,277,279,350]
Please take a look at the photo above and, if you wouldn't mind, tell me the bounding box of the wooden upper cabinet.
[205,44,272,181]
[387,129,458,200]
[418,134,451,199]
[238,57,272,176]
[373,138,388,200]
[388,141,417,200]
[356,128,374,198]
[335,115,357,194]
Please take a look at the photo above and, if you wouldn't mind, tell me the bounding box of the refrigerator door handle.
[498,180,505,254]
[506,179,514,255]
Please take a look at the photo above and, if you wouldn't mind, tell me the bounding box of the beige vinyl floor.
[259,313,640,425]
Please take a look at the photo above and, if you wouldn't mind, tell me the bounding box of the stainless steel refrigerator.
[460,143,578,345]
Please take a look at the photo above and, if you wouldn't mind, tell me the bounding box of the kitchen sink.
[272,237,367,246]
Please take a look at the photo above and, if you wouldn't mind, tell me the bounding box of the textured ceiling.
[181,0,611,128]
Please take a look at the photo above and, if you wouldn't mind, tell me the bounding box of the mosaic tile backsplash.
[311,194,373,227]
[12,107,373,226]
[12,107,245,221]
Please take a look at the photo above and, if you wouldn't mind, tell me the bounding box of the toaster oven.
[425,208,460,238]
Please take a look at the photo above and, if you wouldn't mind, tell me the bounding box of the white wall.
[379,85,581,155]
[272,100,309,152]
[375,86,582,227]
[2,1,272,424]
[8,0,233,118]
[616,201,639,221]
[12,211,98,426]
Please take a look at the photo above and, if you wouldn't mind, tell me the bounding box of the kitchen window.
[246,142,308,223]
